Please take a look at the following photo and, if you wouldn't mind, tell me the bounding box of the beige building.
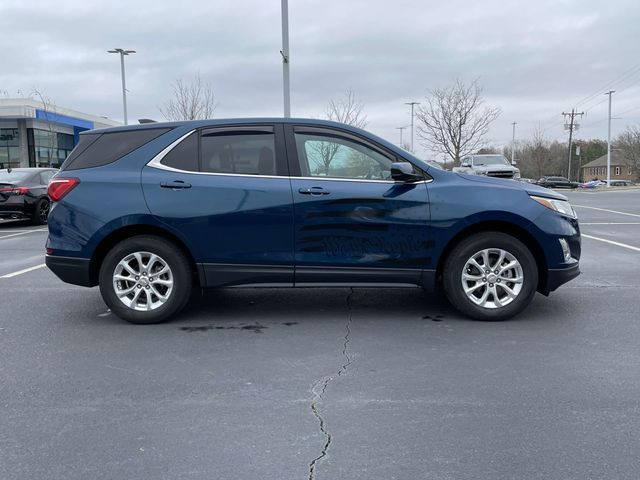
[581,151,635,182]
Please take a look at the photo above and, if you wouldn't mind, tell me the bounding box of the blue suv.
[46,119,580,324]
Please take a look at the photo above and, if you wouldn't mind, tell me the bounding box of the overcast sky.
[2,0,639,158]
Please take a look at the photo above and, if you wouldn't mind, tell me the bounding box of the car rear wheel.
[31,198,50,225]
[99,235,192,324]
[443,232,538,321]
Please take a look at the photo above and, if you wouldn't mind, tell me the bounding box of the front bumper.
[544,263,580,293]
[45,254,93,287]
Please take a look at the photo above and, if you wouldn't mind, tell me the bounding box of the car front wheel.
[99,235,192,324]
[443,232,538,321]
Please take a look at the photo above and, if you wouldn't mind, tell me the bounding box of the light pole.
[405,101,420,152]
[280,0,290,117]
[396,125,409,146]
[511,122,517,165]
[108,48,136,125]
[605,90,615,188]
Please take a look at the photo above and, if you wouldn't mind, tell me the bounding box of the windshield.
[0,170,31,183]
[425,161,443,170]
[472,155,511,166]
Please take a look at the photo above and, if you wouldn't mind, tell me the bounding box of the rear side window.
[200,132,276,176]
[62,128,170,171]
[160,133,198,172]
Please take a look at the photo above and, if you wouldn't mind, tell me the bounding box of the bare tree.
[309,90,368,175]
[326,90,368,128]
[616,125,640,179]
[528,127,550,180]
[160,72,217,121]
[32,88,59,168]
[416,79,501,165]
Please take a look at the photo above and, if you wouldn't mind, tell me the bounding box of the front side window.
[200,132,276,176]
[294,133,394,180]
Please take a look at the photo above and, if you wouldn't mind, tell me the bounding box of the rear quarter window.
[160,133,198,172]
[62,128,171,171]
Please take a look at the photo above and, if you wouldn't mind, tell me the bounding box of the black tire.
[31,198,50,225]
[99,235,192,324]
[442,232,538,321]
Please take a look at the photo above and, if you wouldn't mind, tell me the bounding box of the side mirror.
[461,161,471,168]
[390,162,422,182]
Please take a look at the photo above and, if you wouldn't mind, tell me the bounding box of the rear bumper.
[545,263,580,293]
[0,198,30,217]
[45,254,93,287]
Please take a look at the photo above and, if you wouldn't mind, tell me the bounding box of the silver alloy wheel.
[461,248,524,309]
[112,251,173,311]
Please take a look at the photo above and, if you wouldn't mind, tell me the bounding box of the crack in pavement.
[308,288,354,480]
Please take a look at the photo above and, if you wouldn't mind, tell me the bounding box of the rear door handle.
[160,181,191,189]
[298,186,330,196]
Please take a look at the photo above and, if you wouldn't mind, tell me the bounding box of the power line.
[538,64,640,134]
[575,64,640,109]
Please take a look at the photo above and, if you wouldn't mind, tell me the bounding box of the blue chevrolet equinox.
[45,119,580,324]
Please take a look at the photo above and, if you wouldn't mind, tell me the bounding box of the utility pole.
[562,109,584,181]
[396,125,409,146]
[511,122,517,165]
[280,0,291,117]
[605,90,615,187]
[108,48,136,125]
[405,101,420,152]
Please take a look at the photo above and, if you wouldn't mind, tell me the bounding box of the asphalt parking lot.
[1,188,640,480]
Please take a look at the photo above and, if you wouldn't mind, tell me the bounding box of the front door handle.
[160,180,191,189]
[298,186,330,196]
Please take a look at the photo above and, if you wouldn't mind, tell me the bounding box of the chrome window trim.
[146,128,433,184]
[147,130,198,173]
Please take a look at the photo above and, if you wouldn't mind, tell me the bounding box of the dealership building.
[0,98,120,169]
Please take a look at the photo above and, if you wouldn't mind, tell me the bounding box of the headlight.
[514,171,521,179]
[530,195,577,218]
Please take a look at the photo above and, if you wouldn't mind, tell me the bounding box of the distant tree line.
[157,74,640,181]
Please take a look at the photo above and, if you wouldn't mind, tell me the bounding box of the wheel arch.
[435,220,548,294]
[89,224,202,287]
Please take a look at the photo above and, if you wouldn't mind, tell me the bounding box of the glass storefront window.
[27,128,74,167]
[0,128,21,169]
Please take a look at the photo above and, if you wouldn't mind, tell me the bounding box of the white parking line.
[0,263,47,278]
[0,228,48,240]
[573,205,640,218]
[581,222,640,225]
[582,234,640,253]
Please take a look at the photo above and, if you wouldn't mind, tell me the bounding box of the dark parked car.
[537,176,577,189]
[0,168,57,224]
[45,119,581,324]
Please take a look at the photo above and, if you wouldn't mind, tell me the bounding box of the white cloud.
[1,0,639,158]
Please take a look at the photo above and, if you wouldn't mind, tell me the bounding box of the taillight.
[48,178,80,202]
[0,186,29,195]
